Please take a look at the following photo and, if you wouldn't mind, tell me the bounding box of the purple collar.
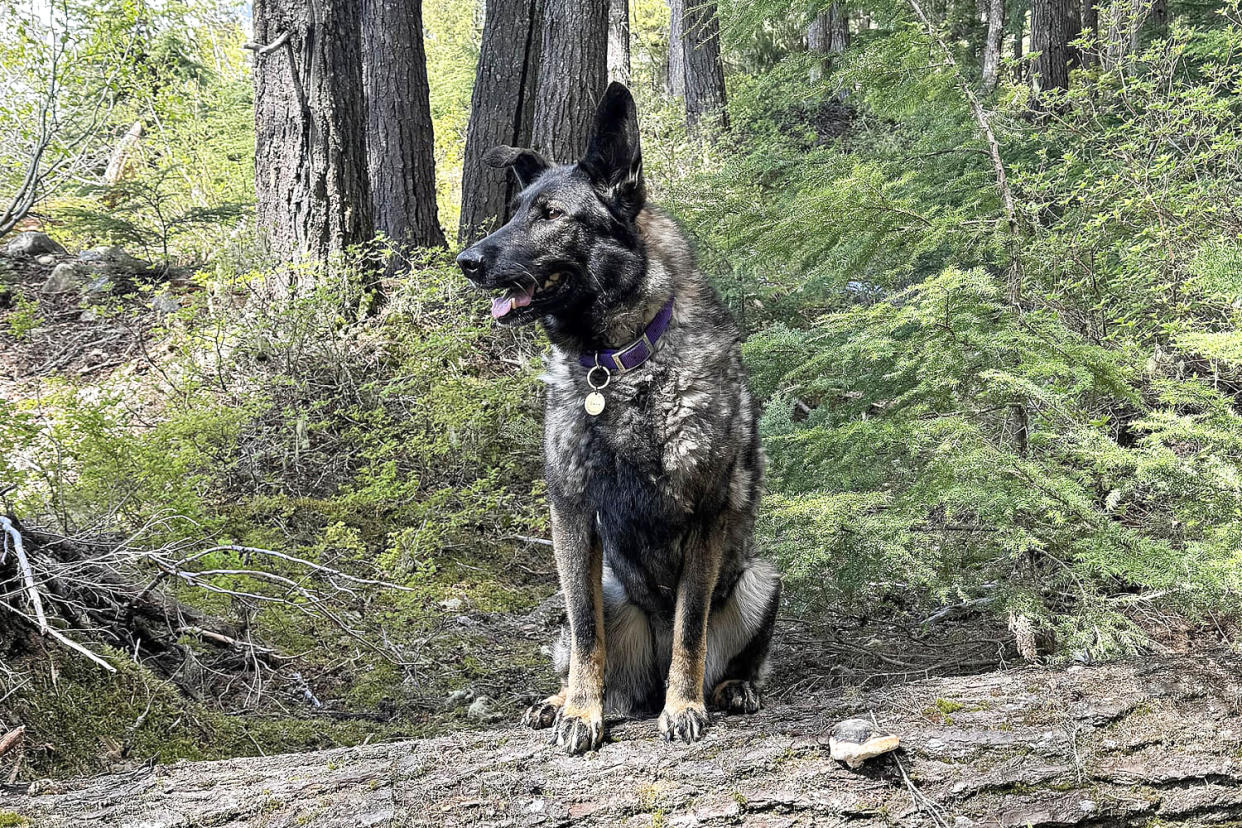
[578,297,675,374]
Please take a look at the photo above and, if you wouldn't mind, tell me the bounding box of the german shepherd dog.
[457,83,780,754]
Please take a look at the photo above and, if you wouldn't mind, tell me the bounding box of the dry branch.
[1,516,48,633]
[0,726,24,759]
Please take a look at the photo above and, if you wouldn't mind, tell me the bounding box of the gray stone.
[41,263,85,293]
[80,275,114,298]
[6,231,65,257]
[466,695,502,722]
[77,246,149,273]
[151,291,180,315]
[446,687,475,706]
[36,254,56,266]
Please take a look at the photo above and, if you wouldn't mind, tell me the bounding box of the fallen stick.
[1,516,48,633]
[0,600,116,673]
[0,726,24,759]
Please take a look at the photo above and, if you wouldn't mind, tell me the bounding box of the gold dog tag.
[584,392,606,416]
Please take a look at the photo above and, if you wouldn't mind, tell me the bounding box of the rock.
[41,263,86,293]
[446,687,475,707]
[80,274,114,298]
[36,254,57,266]
[79,308,100,323]
[6,231,65,257]
[77,246,149,273]
[440,597,464,612]
[466,695,502,723]
[151,291,180,315]
[827,717,901,768]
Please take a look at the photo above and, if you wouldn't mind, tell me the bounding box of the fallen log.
[5,651,1241,827]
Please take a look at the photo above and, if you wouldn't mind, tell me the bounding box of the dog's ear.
[580,82,645,218]
[484,145,550,189]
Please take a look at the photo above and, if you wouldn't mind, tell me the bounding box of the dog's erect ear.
[483,145,551,189]
[580,82,645,218]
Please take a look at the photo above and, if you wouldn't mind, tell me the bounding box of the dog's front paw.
[523,692,565,729]
[550,703,604,754]
[710,679,761,714]
[658,699,710,744]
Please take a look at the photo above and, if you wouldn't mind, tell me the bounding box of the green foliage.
[678,1,1242,657]
[5,293,39,340]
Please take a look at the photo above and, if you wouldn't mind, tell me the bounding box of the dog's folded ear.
[580,82,645,219]
[484,145,551,189]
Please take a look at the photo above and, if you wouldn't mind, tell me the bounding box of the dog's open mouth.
[490,272,566,320]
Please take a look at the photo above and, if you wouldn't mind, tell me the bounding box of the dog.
[457,83,780,754]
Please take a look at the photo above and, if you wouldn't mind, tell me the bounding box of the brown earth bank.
[4,650,1241,827]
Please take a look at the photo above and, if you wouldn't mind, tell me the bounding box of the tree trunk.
[362,0,445,271]
[1066,0,1083,69]
[252,0,373,272]
[458,0,544,244]
[681,0,728,134]
[1149,0,1168,39]
[1081,0,1098,67]
[608,0,631,85]
[1101,0,1144,69]
[981,0,1005,91]
[1013,4,1027,82]
[14,653,1242,826]
[808,5,850,89]
[1030,0,1071,98]
[530,0,609,163]
[667,0,685,96]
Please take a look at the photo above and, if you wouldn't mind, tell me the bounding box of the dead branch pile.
[0,515,410,703]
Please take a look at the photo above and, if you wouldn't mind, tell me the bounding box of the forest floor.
[4,650,1242,827]
[0,245,170,398]
[5,246,1242,825]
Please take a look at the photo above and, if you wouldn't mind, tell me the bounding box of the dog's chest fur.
[541,267,760,616]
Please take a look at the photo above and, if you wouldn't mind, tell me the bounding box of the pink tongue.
[491,285,535,319]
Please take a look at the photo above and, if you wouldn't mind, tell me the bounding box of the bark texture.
[458,0,544,243]
[1082,0,1099,67]
[530,0,609,163]
[681,0,728,133]
[1030,0,1072,96]
[808,5,850,85]
[252,0,373,267]
[608,0,631,85]
[981,0,1005,91]
[1101,0,1164,68]
[667,0,685,97]
[10,653,1242,827]
[363,0,446,263]
[1013,6,1026,82]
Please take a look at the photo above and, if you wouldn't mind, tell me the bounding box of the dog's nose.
[456,248,485,280]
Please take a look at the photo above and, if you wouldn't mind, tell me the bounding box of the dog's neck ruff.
[578,297,674,374]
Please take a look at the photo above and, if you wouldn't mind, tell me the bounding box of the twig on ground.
[0,726,24,759]
[1,600,116,672]
[2,516,49,633]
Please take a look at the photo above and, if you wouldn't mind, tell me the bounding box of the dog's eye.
[542,206,565,221]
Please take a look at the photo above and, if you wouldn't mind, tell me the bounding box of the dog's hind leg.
[705,557,781,714]
[601,566,662,715]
